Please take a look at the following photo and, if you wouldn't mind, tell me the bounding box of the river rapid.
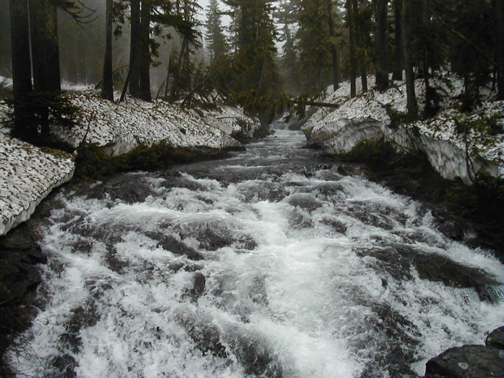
[6,129,504,377]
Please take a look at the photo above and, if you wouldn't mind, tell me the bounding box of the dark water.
[6,130,503,378]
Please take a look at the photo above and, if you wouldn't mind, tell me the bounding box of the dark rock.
[0,223,47,375]
[84,173,155,204]
[188,272,206,301]
[155,235,205,261]
[425,345,504,377]
[431,208,465,241]
[486,327,504,350]
[287,193,322,212]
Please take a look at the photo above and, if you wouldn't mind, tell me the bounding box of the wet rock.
[486,327,504,349]
[155,235,205,261]
[0,223,47,375]
[411,253,502,303]
[0,223,46,305]
[431,208,466,241]
[175,312,227,358]
[188,272,206,301]
[425,345,504,378]
[286,193,322,212]
[84,173,155,203]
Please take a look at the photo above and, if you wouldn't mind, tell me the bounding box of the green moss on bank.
[74,141,230,181]
[332,139,504,258]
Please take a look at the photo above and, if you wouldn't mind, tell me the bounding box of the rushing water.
[6,130,504,378]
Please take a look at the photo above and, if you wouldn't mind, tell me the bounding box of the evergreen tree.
[205,0,229,62]
[223,0,281,101]
[276,0,301,93]
[296,0,340,94]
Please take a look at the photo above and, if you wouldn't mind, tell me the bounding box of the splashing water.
[6,130,503,377]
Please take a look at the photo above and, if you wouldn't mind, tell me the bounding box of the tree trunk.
[346,0,357,97]
[101,0,114,101]
[392,0,404,81]
[9,0,35,141]
[374,0,389,91]
[29,0,61,138]
[353,0,367,92]
[403,0,417,117]
[327,0,340,91]
[29,0,61,94]
[139,0,151,101]
[129,0,141,97]
[493,0,504,100]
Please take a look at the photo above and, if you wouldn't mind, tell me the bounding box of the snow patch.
[0,133,75,235]
[303,75,504,183]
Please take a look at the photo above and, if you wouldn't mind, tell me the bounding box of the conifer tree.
[205,0,229,62]
[296,0,340,94]
[223,0,281,101]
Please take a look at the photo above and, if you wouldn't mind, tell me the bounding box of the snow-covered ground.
[303,74,504,183]
[0,83,260,236]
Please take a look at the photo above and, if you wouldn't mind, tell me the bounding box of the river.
[6,129,503,377]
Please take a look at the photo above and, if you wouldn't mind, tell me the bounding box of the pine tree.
[223,0,281,101]
[205,0,228,62]
[296,0,341,94]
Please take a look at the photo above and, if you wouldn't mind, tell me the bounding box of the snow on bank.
[58,90,260,154]
[303,75,504,183]
[0,133,74,235]
[0,86,261,236]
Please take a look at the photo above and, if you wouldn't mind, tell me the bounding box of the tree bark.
[392,0,403,80]
[403,0,417,117]
[101,0,114,101]
[374,0,389,91]
[327,0,340,91]
[139,0,151,101]
[29,0,61,94]
[353,0,367,92]
[9,0,35,141]
[493,0,504,100]
[346,0,357,97]
[129,0,141,97]
[29,0,61,138]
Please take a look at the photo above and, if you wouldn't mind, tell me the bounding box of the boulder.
[486,327,504,350]
[425,327,504,377]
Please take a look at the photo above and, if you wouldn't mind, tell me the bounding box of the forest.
[1,0,504,144]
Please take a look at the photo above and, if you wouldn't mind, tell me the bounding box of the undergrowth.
[74,141,229,181]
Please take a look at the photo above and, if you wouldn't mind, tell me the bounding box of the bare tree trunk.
[353,0,367,92]
[346,0,357,97]
[101,0,114,101]
[403,0,417,117]
[392,0,404,81]
[327,0,340,91]
[9,0,35,141]
[374,0,389,91]
[139,0,151,101]
[129,0,141,97]
[29,0,61,138]
[493,0,504,100]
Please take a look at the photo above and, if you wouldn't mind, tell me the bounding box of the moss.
[73,141,229,181]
